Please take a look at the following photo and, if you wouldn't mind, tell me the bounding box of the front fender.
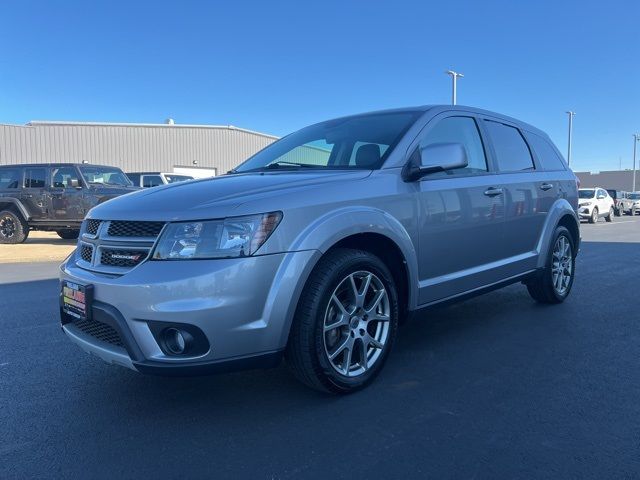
[288,207,420,309]
[535,199,580,268]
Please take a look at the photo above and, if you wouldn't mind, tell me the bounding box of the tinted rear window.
[0,168,22,189]
[25,168,46,188]
[526,133,567,171]
[484,121,535,172]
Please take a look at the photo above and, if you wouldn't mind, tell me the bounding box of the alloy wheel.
[0,216,16,239]
[551,235,573,296]
[323,271,391,377]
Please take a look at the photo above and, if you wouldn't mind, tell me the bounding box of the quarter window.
[418,116,488,176]
[484,121,535,172]
[0,169,22,189]
[25,168,46,188]
[526,133,567,171]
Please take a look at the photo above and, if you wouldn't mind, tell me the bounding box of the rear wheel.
[605,207,614,222]
[56,229,80,240]
[589,207,598,224]
[526,226,575,304]
[286,248,399,393]
[0,210,28,244]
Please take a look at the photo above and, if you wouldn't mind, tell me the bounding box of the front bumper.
[578,205,592,218]
[60,249,320,374]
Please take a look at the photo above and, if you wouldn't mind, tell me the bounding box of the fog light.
[163,328,192,355]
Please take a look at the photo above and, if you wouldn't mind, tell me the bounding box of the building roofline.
[16,121,280,140]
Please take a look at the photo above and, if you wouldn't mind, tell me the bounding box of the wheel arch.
[0,198,30,221]
[535,199,580,269]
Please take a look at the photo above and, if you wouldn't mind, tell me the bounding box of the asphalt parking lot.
[1,217,639,479]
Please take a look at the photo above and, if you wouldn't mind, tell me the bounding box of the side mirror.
[402,143,468,182]
[70,178,80,188]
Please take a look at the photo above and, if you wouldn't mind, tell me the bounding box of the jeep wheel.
[56,229,80,240]
[0,210,29,244]
[526,226,575,304]
[286,248,399,393]
[589,207,598,224]
[605,207,614,222]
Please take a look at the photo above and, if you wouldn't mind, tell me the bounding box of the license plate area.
[62,281,93,322]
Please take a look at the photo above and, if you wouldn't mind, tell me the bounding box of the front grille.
[100,249,147,268]
[80,245,93,263]
[107,221,165,238]
[73,318,124,348]
[86,219,101,235]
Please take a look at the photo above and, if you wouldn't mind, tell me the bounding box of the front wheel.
[286,248,399,393]
[526,226,576,304]
[0,210,29,244]
[589,207,598,224]
[605,207,614,222]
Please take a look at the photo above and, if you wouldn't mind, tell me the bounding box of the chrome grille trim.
[75,220,166,274]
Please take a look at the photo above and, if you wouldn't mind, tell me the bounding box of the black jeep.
[0,163,138,243]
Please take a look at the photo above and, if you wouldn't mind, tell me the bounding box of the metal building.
[575,170,639,191]
[0,120,278,176]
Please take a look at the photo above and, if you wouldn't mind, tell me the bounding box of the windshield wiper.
[266,161,318,169]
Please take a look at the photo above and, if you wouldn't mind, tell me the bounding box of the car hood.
[87,170,372,221]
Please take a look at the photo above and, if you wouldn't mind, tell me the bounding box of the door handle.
[484,187,503,197]
[540,183,554,191]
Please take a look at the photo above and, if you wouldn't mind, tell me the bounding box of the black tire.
[526,226,576,304]
[589,207,598,224]
[286,248,399,394]
[615,207,622,217]
[605,207,614,222]
[56,229,80,240]
[0,210,29,244]
[633,207,637,216]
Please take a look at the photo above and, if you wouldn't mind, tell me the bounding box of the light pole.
[566,111,575,166]
[445,70,464,105]
[633,134,640,192]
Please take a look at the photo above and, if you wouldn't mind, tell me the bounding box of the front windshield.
[79,166,132,187]
[629,193,640,200]
[233,112,420,173]
[578,189,595,199]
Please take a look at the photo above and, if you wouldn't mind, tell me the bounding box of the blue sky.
[1,0,638,172]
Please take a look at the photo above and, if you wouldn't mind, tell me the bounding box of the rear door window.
[0,169,22,189]
[25,168,47,188]
[526,133,567,171]
[484,121,535,172]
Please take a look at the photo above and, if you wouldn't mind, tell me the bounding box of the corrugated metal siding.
[0,123,277,174]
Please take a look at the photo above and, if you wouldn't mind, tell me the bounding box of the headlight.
[152,212,282,260]
[580,202,592,206]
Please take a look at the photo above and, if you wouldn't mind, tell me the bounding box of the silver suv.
[60,106,580,393]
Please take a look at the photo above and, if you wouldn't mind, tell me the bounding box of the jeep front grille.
[100,249,148,268]
[107,221,165,238]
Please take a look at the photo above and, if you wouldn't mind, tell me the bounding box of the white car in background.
[578,187,615,223]
[629,192,640,215]
[126,172,194,188]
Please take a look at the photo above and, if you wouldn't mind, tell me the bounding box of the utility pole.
[445,70,464,105]
[566,111,576,166]
[633,134,640,192]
